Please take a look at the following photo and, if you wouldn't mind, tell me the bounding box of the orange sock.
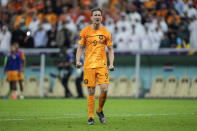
[97,92,107,112]
[87,95,95,119]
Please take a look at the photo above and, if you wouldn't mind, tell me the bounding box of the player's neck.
[92,24,100,30]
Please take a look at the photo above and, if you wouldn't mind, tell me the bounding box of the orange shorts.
[83,67,109,87]
[7,71,18,82]
[18,72,24,81]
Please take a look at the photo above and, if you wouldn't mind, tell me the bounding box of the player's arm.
[107,45,114,71]
[76,44,83,68]
[106,31,114,71]
[3,56,8,76]
[22,53,26,72]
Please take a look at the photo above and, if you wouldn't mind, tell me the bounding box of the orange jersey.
[78,25,113,68]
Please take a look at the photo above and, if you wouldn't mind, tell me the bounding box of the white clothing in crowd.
[188,19,197,49]
[0,26,11,51]
[28,16,40,36]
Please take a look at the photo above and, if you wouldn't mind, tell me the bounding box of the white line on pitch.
[0,113,196,121]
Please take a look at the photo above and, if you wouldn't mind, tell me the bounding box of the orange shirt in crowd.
[167,15,181,24]
[45,13,58,24]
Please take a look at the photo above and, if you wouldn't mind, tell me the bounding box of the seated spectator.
[160,32,171,48]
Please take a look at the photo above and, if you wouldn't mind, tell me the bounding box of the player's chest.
[86,34,106,46]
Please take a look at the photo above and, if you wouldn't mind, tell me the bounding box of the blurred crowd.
[0,0,197,51]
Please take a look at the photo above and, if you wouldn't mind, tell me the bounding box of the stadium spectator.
[115,26,130,50]
[47,24,57,48]
[160,32,171,48]
[116,13,131,32]
[104,15,115,35]
[23,30,34,48]
[127,24,141,50]
[0,25,11,51]
[45,7,57,25]
[183,0,197,18]
[56,21,72,48]
[188,16,197,49]
[178,17,189,43]
[141,24,155,50]
[173,0,185,17]
[170,32,179,48]
[28,15,40,36]
[34,24,47,48]
[11,25,26,47]
[41,17,52,32]
[128,4,142,25]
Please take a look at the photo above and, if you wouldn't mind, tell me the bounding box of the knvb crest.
[99,35,103,43]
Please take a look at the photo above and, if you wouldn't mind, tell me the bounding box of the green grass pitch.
[0,99,197,131]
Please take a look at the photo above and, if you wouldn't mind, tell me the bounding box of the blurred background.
[0,0,197,99]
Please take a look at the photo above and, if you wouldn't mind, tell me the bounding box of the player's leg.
[18,72,24,99]
[10,81,17,99]
[87,87,95,125]
[96,84,108,123]
[83,68,96,125]
[96,67,109,123]
[8,71,17,99]
[19,80,24,99]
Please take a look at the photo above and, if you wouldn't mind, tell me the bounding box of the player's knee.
[88,87,95,95]
[100,84,108,94]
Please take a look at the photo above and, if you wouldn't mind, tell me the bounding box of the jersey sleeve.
[78,29,85,45]
[21,52,26,61]
[106,31,113,47]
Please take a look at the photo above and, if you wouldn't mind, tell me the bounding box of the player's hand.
[76,62,82,68]
[18,72,21,77]
[109,65,114,71]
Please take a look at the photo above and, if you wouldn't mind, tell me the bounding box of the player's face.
[11,46,16,53]
[91,11,102,25]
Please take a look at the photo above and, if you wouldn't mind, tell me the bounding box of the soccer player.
[76,8,114,125]
[4,45,21,99]
[14,42,26,99]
